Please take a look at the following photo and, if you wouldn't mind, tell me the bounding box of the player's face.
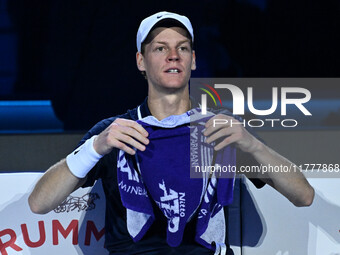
[137,26,196,92]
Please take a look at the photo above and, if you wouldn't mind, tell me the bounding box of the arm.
[204,114,314,207]
[245,141,314,207]
[28,159,86,214]
[29,118,149,214]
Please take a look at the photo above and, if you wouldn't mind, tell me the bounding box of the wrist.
[249,138,266,157]
[66,135,103,178]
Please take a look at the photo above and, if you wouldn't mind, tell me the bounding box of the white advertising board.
[1,173,339,255]
[0,173,107,255]
[242,177,340,255]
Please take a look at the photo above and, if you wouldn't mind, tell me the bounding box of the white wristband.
[66,135,103,178]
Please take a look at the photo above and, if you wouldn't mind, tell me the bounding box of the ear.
[136,52,146,71]
[191,50,196,71]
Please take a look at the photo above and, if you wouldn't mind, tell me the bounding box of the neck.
[147,88,191,120]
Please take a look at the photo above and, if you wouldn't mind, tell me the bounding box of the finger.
[114,131,147,152]
[204,116,235,136]
[205,114,232,128]
[205,127,235,144]
[119,124,149,145]
[112,120,149,145]
[111,139,137,155]
[214,134,239,151]
[204,121,230,137]
[115,118,149,137]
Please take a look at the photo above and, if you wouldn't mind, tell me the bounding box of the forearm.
[251,141,314,207]
[204,114,314,207]
[28,119,149,214]
[28,158,85,214]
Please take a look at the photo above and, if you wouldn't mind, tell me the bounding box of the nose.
[167,48,180,62]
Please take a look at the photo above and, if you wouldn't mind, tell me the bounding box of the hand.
[203,114,261,153]
[93,118,149,155]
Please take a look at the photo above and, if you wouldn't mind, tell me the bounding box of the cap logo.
[157,15,163,19]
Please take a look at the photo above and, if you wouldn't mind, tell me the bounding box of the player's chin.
[162,80,188,90]
[162,74,189,87]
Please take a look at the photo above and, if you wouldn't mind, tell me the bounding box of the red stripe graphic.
[203,84,222,106]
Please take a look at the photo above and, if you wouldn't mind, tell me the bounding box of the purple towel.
[117,109,236,253]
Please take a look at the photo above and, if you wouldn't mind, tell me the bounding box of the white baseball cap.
[136,11,194,52]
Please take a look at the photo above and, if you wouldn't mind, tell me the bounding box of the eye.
[155,46,165,52]
[178,46,189,52]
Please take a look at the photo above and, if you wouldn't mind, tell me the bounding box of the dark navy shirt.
[80,98,264,254]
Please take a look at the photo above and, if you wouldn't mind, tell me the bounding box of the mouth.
[165,68,182,74]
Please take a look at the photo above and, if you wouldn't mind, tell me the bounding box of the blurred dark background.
[1,0,339,130]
